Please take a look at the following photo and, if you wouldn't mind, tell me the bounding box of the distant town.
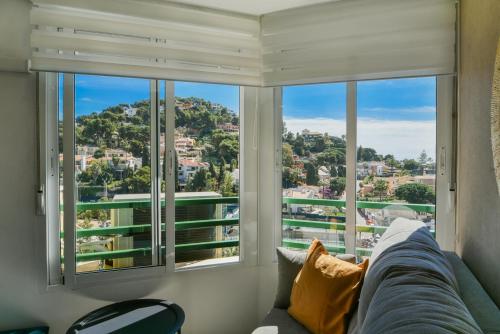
[281,126,436,249]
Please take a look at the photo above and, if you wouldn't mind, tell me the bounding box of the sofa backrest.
[445,252,500,334]
[356,218,483,334]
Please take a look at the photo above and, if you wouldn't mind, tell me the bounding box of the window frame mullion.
[150,80,161,266]
[345,81,357,256]
[164,80,176,272]
[62,73,77,287]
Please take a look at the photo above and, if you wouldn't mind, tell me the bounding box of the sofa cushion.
[252,308,310,334]
[274,247,356,309]
[288,240,368,334]
[445,251,500,334]
[357,218,482,334]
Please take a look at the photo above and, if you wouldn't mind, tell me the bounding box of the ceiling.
[165,0,335,16]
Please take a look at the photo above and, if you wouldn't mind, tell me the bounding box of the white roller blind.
[261,0,456,86]
[30,0,261,85]
[29,0,456,86]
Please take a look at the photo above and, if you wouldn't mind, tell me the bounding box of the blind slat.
[29,0,456,86]
[261,0,456,86]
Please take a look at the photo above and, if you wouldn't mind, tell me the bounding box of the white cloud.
[283,117,436,160]
[79,97,93,102]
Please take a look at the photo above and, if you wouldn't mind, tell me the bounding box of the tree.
[93,149,105,159]
[304,162,319,185]
[357,146,380,162]
[293,134,305,156]
[121,166,151,193]
[282,167,299,188]
[186,168,212,192]
[218,138,239,162]
[217,159,226,190]
[209,161,218,179]
[220,173,235,196]
[282,143,294,167]
[329,177,346,198]
[78,160,113,186]
[402,159,420,174]
[395,183,435,204]
[374,179,388,201]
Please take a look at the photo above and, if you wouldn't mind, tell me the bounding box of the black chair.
[66,299,185,334]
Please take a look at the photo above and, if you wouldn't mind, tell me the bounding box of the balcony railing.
[65,196,435,262]
[64,196,239,263]
[282,197,435,257]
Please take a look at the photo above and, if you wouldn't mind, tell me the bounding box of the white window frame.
[39,73,257,288]
[271,75,456,257]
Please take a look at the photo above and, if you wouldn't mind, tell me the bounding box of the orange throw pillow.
[288,239,368,334]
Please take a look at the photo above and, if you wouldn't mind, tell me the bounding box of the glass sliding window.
[73,75,154,272]
[281,83,348,254]
[173,82,240,269]
[355,77,437,257]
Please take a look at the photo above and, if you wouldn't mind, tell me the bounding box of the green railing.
[70,195,435,262]
[70,196,239,263]
[282,197,435,256]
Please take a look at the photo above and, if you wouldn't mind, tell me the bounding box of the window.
[280,76,452,257]
[355,77,437,256]
[41,73,242,284]
[281,83,348,254]
[173,81,240,269]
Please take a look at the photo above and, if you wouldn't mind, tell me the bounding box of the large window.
[173,82,240,269]
[355,77,437,256]
[280,77,446,258]
[281,83,348,254]
[42,73,241,283]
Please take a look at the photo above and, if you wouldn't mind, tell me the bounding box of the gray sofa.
[253,219,500,334]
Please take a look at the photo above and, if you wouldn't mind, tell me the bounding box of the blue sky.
[71,75,240,116]
[282,77,436,121]
[64,74,436,159]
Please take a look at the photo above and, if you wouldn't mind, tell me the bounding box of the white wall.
[456,0,500,307]
[0,1,260,333]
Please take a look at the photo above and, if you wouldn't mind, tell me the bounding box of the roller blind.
[261,0,456,86]
[30,0,261,86]
[29,0,456,86]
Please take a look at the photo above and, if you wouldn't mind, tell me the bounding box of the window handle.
[36,185,45,216]
[439,146,446,176]
[168,149,174,176]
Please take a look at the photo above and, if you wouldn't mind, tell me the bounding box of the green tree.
[282,143,294,167]
[209,161,218,179]
[121,166,151,193]
[329,177,346,198]
[220,173,235,196]
[282,167,299,188]
[78,160,113,186]
[357,146,380,162]
[217,159,226,190]
[93,149,105,159]
[304,162,319,185]
[374,179,388,201]
[186,168,210,192]
[395,183,435,204]
[402,159,420,173]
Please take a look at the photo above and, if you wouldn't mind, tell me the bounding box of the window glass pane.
[174,82,240,269]
[355,77,437,258]
[74,75,154,272]
[282,83,347,254]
